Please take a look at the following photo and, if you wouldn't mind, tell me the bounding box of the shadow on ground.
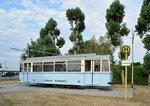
[28,84,113,91]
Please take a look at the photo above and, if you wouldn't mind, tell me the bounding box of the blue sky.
[0,0,146,69]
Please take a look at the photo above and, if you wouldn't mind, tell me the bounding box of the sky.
[0,0,146,69]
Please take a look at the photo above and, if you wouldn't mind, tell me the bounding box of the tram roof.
[24,54,111,62]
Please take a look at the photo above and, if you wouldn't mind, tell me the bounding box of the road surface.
[0,84,133,98]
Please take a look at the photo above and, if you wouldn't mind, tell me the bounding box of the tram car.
[19,54,113,86]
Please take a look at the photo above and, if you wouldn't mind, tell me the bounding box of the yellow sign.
[122,45,130,54]
[121,45,131,101]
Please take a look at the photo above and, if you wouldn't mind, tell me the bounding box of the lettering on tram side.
[55,80,67,82]
[44,80,53,82]
[44,79,67,82]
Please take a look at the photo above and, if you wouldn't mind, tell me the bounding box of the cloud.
[0,0,69,68]
[0,0,146,68]
[59,0,113,39]
[0,7,37,68]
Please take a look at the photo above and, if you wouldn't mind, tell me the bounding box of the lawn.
[0,84,149,106]
[134,85,150,105]
[0,92,144,106]
[0,79,20,85]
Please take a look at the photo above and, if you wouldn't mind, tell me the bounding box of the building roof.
[0,68,19,72]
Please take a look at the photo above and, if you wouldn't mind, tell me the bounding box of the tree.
[143,52,150,84]
[105,0,130,84]
[135,0,150,50]
[66,7,85,54]
[44,18,65,53]
[135,0,150,85]
[143,52,150,74]
[106,0,130,47]
[83,35,115,55]
[21,18,65,60]
[135,0,150,51]
[83,36,98,54]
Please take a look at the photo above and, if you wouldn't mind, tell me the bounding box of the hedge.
[112,63,148,85]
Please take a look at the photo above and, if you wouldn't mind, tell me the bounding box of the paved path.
[0,84,133,98]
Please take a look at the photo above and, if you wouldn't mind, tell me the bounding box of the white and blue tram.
[19,54,113,86]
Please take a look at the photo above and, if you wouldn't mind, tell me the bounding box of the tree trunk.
[121,70,125,85]
[148,73,150,85]
[77,45,80,54]
[74,49,76,54]
[119,44,124,85]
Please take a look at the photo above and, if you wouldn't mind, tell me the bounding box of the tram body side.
[19,57,113,86]
[19,72,112,86]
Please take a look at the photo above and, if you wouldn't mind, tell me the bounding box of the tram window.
[94,60,100,72]
[20,64,23,72]
[24,63,27,72]
[33,63,42,72]
[55,62,66,72]
[28,63,31,72]
[68,61,81,72]
[102,60,109,72]
[43,62,54,72]
[85,60,91,72]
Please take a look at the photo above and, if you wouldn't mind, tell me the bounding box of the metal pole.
[131,28,134,88]
[27,46,30,83]
[11,48,57,56]
[124,54,128,101]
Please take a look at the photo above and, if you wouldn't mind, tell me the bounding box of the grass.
[134,85,150,105]
[112,84,133,88]
[0,85,149,106]
[0,80,149,106]
[113,84,150,105]
[0,92,144,106]
[0,79,20,85]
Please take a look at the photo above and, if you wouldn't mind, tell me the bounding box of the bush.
[132,65,148,85]
[112,63,148,85]
[112,65,122,84]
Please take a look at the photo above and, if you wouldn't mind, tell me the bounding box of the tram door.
[23,63,26,83]
[23,63,31,83]
[93,60,101,85]
[85,60,101,85]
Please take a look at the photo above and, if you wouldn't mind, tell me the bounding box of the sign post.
[122,45,130,101]
[125,53,128,101]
